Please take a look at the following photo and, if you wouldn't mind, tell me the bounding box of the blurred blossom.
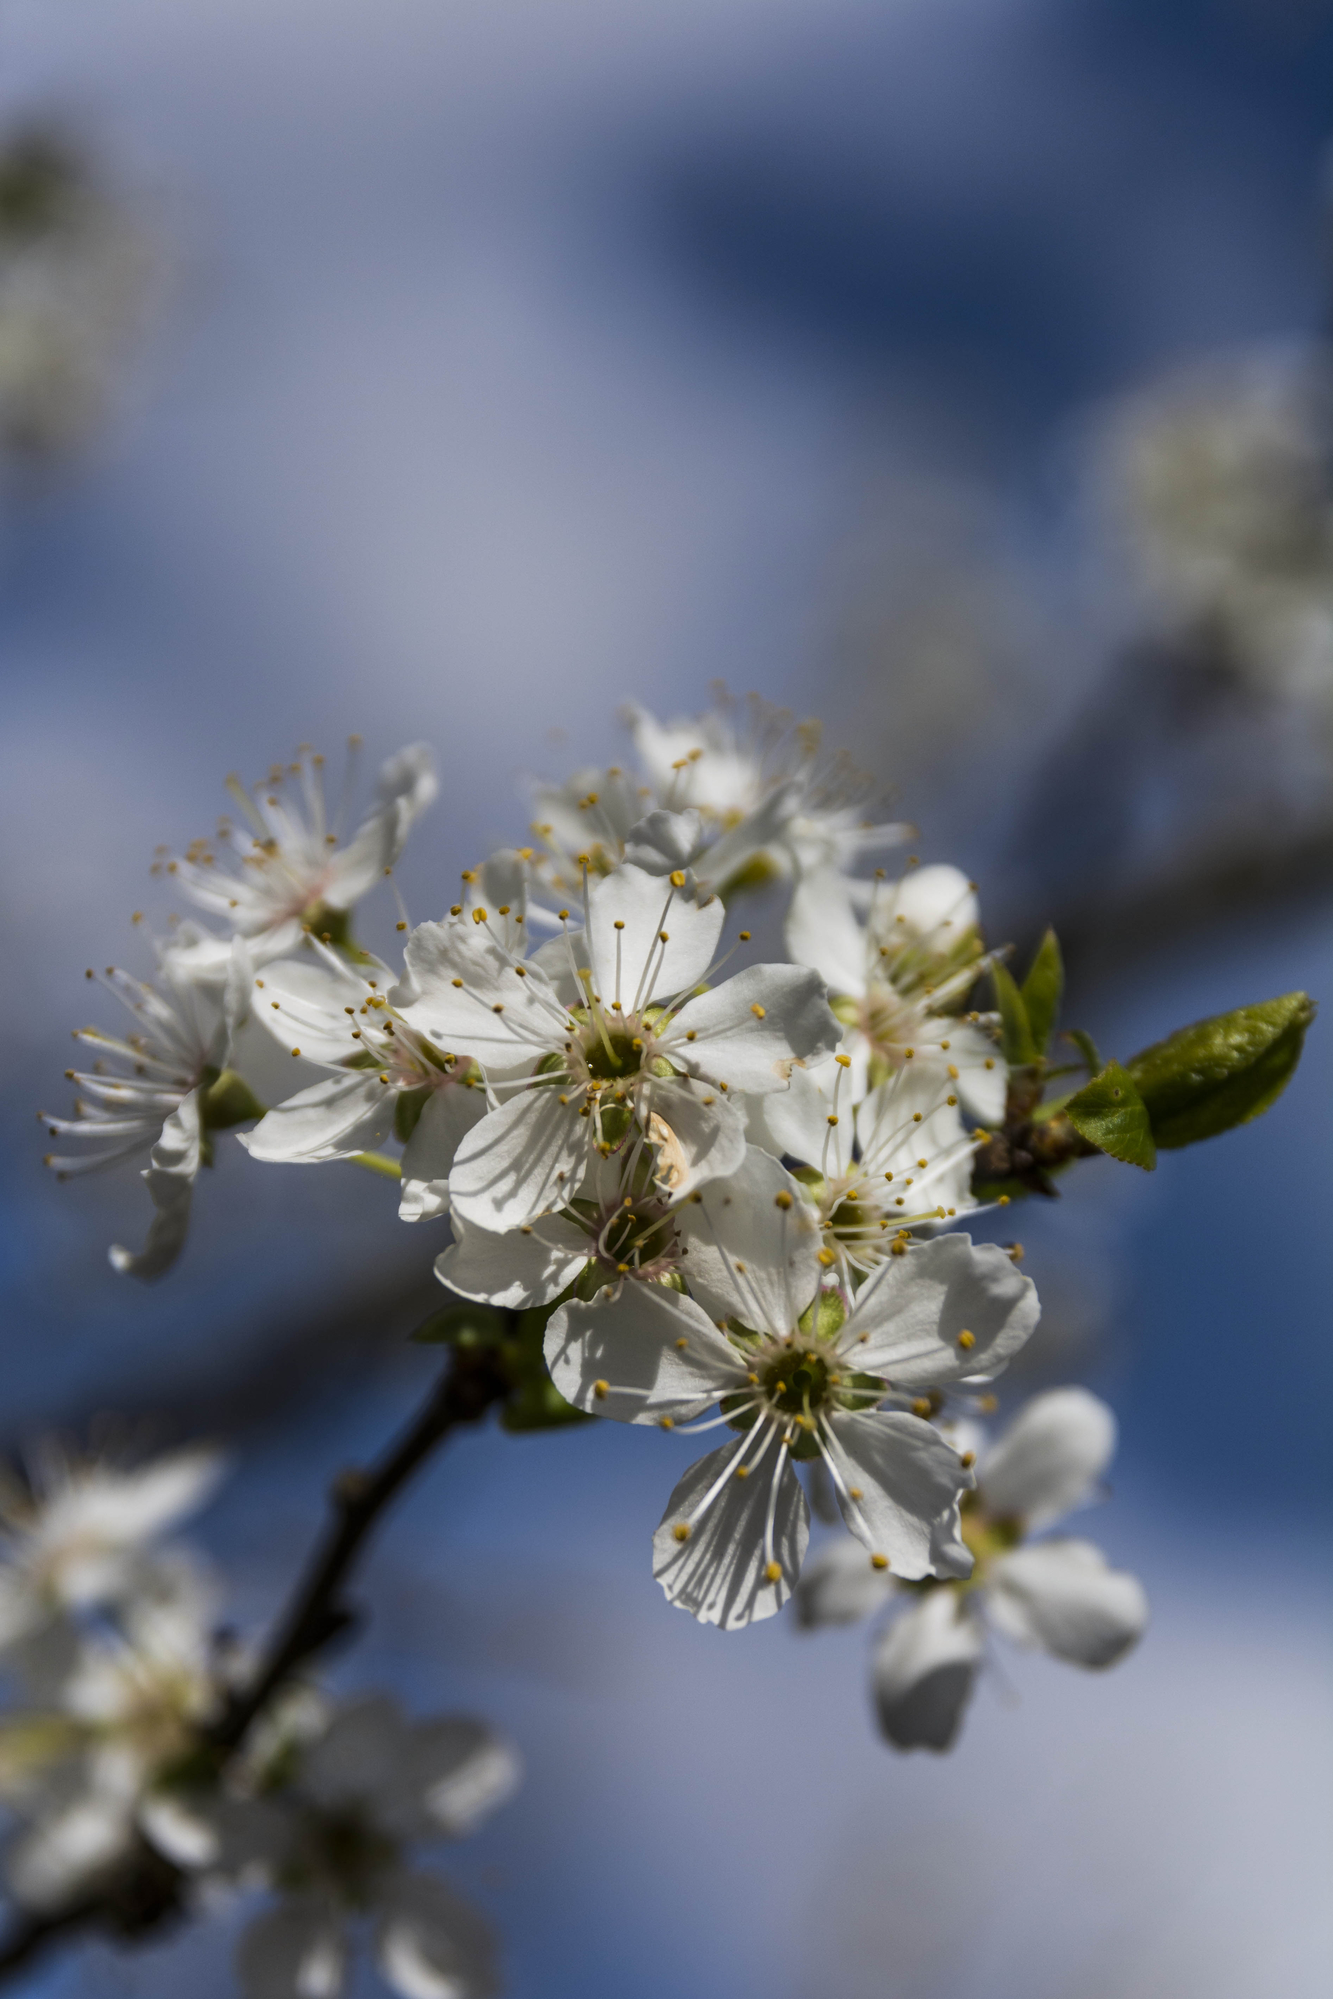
[1103,343,1333,723]
[0,123,153,465]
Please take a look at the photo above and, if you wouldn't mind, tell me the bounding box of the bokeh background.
[0,0,1330,1992]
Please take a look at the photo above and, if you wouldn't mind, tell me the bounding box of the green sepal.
[498,1304,593,1431]
[1063,1028,1103,1076]
[1064,1062,1156,1170]
[990,962,1037,1067]
[393,1086,432,1144]
[1125,992,1315,1149]
[1019,929,1063,1056]
[199,1067,266,1130]
[713,853,778,902]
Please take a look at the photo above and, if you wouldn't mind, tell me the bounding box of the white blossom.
[0,1443,223,1654]
[786,861,1005,1123]
[798,1389,1147,1752]
[758,1058,980,1281]
[160,742,437,975]
[40,944,255,1277]
[390,863,840,1235]
[193,1694,518,1999]
[546,1191,1037,1629]
[239,942,489,1223]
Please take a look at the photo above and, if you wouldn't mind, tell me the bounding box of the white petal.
[544,1285,745,1423]
[794,1535,896,1628]
[399,1084,490,1223]
[412,1722,521,1837]
[376,1870,498,1999]
[584,863,722,1007]
[872,1590,983,1752]
[301,1695,416,1813]
[785,869,868,997]
[823,1411,973,1580]
[642,1077,747,1198]
[987,1540,1148,1667]
[666,965,840,1094]
[757,1060,848,1173]
[376,742,438,822]
[325,804,402,908]
[652,1440,809,1630]
[247,956,367,1064]
[622,808,705,875]
[108,1091,201,1281]
[842,1234,1039,1386]
[238,1897,346,1999]
[239,1072,395,1164]
[678,1146,820,1333]
[936,1017,1007,1126]
[436,1212,588,1310]
[447,1088,586,1233]
[395,922,564,1074]
[979,1388,1117,1528]
[879,864,979,944]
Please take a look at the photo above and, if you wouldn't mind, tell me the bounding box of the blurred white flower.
[40,942,254,1278]
[1105,343,1333,715]
[0,1443,223,1654]
[2,1552,227,1911]
[798,1389,1147,1753]
[547,1215,1037,1629]
[786,861,1005,1124]
[161,741,437,974]
[184,1694,518,1999]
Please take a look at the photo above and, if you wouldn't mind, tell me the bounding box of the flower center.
[597,1201,676,1273]
[581,1025,644,1082]
[761,1346,832,1418]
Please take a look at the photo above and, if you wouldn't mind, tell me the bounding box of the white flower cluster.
[43,693,1147,1659]
[0,1444,518,1999]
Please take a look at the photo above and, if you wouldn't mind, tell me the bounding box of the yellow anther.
[826,1114,839,1126]
[498,904,511,916]
[834,1053,851,1068]
[912,1112,923,1124]
[903,1046,915,1058]
[960,1451,976,1468]
[870,1554,890,1572]
[672,1521,690,1541]
[631,1036,643,1051]
[947,1063,960,1080]
[557,909,570,921]
[492,1003,504,1015]
[271,1001,280,1010]
[734,1465,750,1480]
[396,921,407,931]
[957,1329,975,1350]
[675,1337,688,1351]
[451,978,463,988]
[817,1248,835,1268]
[515,966,528,977]
[685,1030,697,1042]
[450,904,462,915]
[746,1370,759,1385]
[998,1194,1011,1207]
[848,1486,863,1500]
[890,1240,908,1256]
[378,1072,389,1084]
[613,919,625,931]
[764,1561,782,1584]
[751,1003,766,1019]
[616,1263,630,1274]
[738,930,751,942]
[947,1094,958,1106]
[1007,1243,1024,1263]
[912,1398,931,1417]
[472,907,487,924]
[593,1380,609,1399]
[460,870,477,883]
[774,1190,793,1210]
[984,1057,995,1070]
[660,1416,675,1430]
[291,1046,301,1056]
[669,870,686,888]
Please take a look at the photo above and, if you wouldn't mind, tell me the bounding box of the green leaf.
[991,962,1037,1066]
[1063,1028,1103,1076]
[1064,1062,1157,1170]
[1126,992,1315,1149]
[1020,929,1064,1056]
[411,1302,506,1346]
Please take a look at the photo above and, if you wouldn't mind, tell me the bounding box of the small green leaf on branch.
[1126,992,1315,1149]
[1063,1028,1103,1076]
[991,962,1037,1067]
[1020,928,1063,1056]
[1064,1062,1157,1170]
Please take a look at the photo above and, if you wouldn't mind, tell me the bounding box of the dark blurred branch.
[0,1338,510,1988]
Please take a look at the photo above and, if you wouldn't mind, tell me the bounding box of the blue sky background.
[0,0,1329,1993]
